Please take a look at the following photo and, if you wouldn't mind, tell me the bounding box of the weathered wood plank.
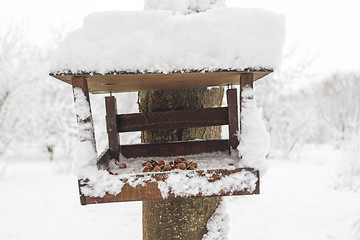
[71,76,97,152]
[105,96,120,160]
[96,148,111,170]
[117,107,228,132]
[120,139,229,158]
[227,89,239,151]
[79,168,259,204]
[239,73,254,136]
[50,71,272,94]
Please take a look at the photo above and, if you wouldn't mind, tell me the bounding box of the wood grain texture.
[105,96,120,160]
[239,73,254,139]
[96,148,111,170]
[240,72,254,90]
[120,139,229,158]
[227,89,239,150]
[79,168,259,204]
[71,77,97,152]
[51,71,271,94]
[117,107,228,132]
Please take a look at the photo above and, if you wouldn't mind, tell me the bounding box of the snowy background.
[1,0,360,239]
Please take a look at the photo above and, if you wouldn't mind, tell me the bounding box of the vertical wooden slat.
[72,77,98,202]
[71,76,97,152]
[78,179,87,205]
[239,73,254,141]
[105,96,120,160]
[227,89,239,151]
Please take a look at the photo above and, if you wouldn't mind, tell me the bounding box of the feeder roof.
[51,70,270,94]
[49,8,285,93]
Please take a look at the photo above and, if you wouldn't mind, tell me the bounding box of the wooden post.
[105,96,120,160]
[227,89,239,152]
[239,72,254,139]
[71,76,97,153]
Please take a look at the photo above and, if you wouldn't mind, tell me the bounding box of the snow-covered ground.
[1,145,359,240]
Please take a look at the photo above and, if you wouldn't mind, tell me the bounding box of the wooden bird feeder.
[50,69,271,205]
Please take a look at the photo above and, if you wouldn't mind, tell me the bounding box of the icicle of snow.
[238,86,270,175]
[202,200,229,240]
[72,87,97,177]
[144,0,226,14]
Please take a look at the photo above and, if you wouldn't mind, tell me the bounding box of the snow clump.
[157,169,258,199]
[50,9,285,74]
[202,200,229,240]
[72,87,97,177]
[238,86,270,175]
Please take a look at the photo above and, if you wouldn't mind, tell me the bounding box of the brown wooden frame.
[105,88,240,159]
[105,96,120,160]
[52,70,269,94]
[69,72,259,205]
[117,107,229,132]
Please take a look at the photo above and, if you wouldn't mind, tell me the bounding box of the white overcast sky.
[1,0,360,78]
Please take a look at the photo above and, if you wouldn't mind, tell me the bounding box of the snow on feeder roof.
[50,8,285,93]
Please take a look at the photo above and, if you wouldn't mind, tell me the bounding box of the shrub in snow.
[144,0,226,14]
[334,135,360,192]
[315,72,360,145]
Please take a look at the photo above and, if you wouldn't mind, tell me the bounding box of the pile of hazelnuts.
[142,158,197,173]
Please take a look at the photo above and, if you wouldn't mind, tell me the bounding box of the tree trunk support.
[140,87,224,240]
[105,96,120,160]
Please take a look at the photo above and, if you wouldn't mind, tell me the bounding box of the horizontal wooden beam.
[79,168,259,204]
[50,70,272,94]
[120,139,229,158]
[117,107,228,132]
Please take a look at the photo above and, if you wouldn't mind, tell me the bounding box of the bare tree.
[254,43,319,156]
[0,23,40,155]
[315,72,360,144]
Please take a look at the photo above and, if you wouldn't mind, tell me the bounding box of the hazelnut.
[142,161,150,167]
[175,158,186,164]
[152,166,161,172]
[143,167,151,172]
[187,162,197,170]
[158,161,165,168]
[145,162,153,169]
[178,162,186,170]
[164,163,172,171]
[119,163,127,169]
